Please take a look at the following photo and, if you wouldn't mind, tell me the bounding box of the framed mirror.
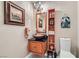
[36,12,47,33]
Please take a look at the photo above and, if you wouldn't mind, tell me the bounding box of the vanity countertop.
[28,38,47,42]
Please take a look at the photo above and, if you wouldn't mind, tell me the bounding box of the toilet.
[59,38,75,58]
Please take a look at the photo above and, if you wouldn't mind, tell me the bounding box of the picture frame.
[61,16,70,28]
[4,1,25,26]
[36,12,47,33]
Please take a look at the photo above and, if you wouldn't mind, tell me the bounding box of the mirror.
[36,12,47,33]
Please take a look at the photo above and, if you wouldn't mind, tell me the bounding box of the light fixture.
[32,1,43,12]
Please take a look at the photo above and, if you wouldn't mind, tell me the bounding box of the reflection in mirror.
[36,12,47,33]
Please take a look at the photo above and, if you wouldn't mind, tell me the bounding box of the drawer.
[28,40,47,56]
[29,42,37,52]
[29,41,44,53]
[36,43,43,53]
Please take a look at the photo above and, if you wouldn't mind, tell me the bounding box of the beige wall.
[77,2,79,57]
[0,1,36,57]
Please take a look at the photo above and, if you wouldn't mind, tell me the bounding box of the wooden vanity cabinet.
[28,40,47,56]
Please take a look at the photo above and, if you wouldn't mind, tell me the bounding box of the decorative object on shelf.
[49,35,55,43]
[24,28,30,38]
[47,50,54,58]
[4,1,25,26]
[36,12,47,33]
[47,46,57,58]
[49,18,54,26]
[49,44,54,50]
[48,9,55,31]
[61,15,70,28]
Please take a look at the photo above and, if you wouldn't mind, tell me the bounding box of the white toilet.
[59,38,75,58]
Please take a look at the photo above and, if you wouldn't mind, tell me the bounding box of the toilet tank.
[60,38,71,52]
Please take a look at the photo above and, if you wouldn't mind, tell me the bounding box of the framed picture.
[4,1,25,26]
[61,16,70,28]
[36,12,47,33]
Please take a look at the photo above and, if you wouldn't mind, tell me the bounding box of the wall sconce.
[24,28,30,38]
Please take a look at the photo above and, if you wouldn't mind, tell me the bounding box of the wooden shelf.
[48,9,55,51]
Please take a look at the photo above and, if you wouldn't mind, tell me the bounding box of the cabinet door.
[29,41,46,54]
[29,42,37,52]
[36,42,43,53]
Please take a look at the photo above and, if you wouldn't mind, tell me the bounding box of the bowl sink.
[33,33,48,41]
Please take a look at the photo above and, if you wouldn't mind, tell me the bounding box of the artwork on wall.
[4,1,25,26]
[36,12,47,33]
[61,16,70,28]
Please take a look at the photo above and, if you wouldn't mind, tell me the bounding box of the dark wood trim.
[4,1,25,26]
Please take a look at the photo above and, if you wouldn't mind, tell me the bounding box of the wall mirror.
[36,12,47,33]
